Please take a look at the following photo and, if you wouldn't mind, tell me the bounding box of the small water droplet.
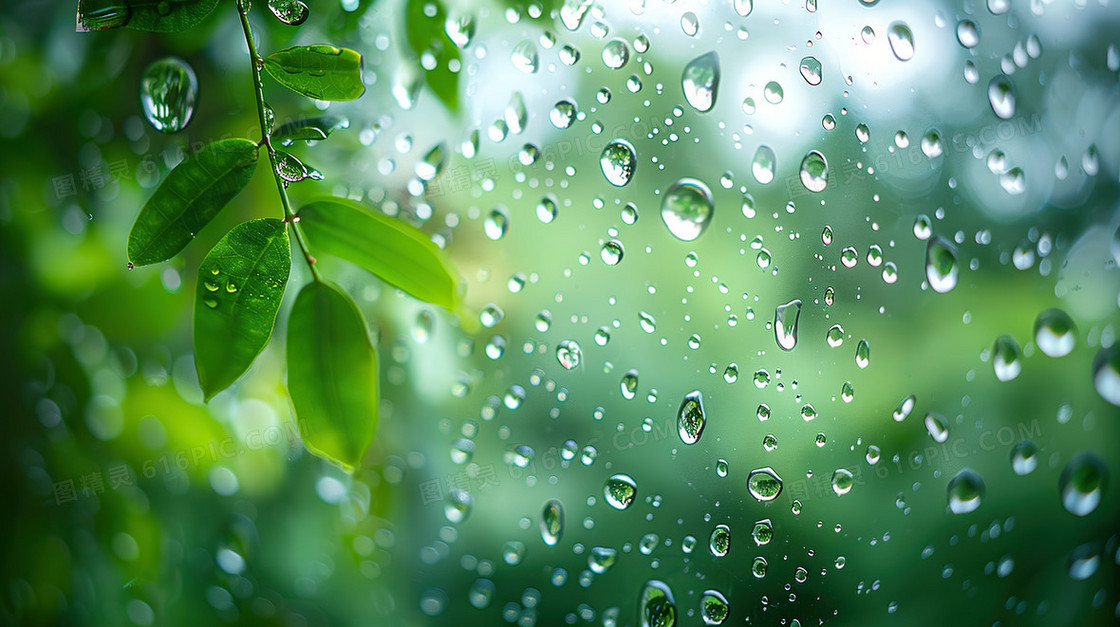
[924,411,949,442]
[1092,344,1120,406]
[799,55,822,86]
[620,369,639,400]
[855,339,871,368]
[700,589,729,625]
[444,489,474,523]
[832,468,854,495]
[1010,441,1038,475]
[550,99,577,129]
[511,39,539,73]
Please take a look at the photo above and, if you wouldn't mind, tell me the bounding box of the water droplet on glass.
[537,196,558,223]
[947,468,985,514]
[752,556,768,578]
[1010,440,1038,475]
[540,499,564,546]
[893,394,916,422]
[926,236,959,293]
[956,19,979,48]
[638,580,677,627]
[887,21,914,61]
[604,474,637,510]
[988,75,1015,119]
[559,0,592,30]
[445,13,476,48]
[774,299,802,351]
[799,150,828,192]
[511,39,539,73]
[677,390,706,445]
[700,589,729,625]
[556,340,582,370]
[1092,345,1120,406]
[275,151,311,182]
[588,546,617,573]
[752,145,776,184]
[921,128,943,158]
[660,178,714,241]
[1068,543,1101,580]
[751,519,773,546]
[1033,308,1076,358]
[763,81,784,104]
[733,0,753,16]
[992,335,1022,382]
[550,99,577,129]
[913,215,932,240]
[638,311,657,333]
[680,11,700,36]
[502,541,525,565]
[832,469,854,495]
[140,57,198,133]
[799,56,822,86]
[855,338,871,369]
[1059,452,1107,516]
[468,578,494,609]
[601,139,637,186]
[484,208,509,240]
[924,411,949,443]
[267,0,309,25]
[716,459,729,477]
[601,239,624,265]
[747,467,783,502]
[709,524,730,557]
[444,489,473,522]
[621,369,639,400]
[682,51,720,113]
[602,38,630,69]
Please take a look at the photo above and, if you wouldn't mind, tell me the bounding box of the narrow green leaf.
[127,138,259,266]
[194,219,291,401]
[76,0,220,33]
[271,115,349,146]
[287,281,378,471]
[297,197,462,311]
[263,45,365,101]
[404,0,460,112]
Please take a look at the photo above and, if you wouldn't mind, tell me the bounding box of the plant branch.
[237,3,321,281]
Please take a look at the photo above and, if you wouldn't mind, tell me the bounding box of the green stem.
[237,4,321,281]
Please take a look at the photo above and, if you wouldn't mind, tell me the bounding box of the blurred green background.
[2,0,1119,625]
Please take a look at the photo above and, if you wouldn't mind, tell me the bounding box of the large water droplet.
[77,1,131,31]
[774,299,802,351]
[925,236,959,293]
[708,524,730,557]
[415,143,446,181]
[893,394,916,421]
[751,519,773,545]
[511,39,539,73]
[752,145,776,184]
[700,590,729,625]
[733,0,753,16]
[925,411,949,442]
[140,57,198,133]
[588,546,617,573]
[832,468,854,495]
[677,390,706,445]
[1034,308,1076,358]
[799,56,822,86]
[747,467,783,502]
[559,0,592,31]
[540,499,564,546]
[1010,440,1038,475]
[947,468,985,514]
[992,335,1022,382]
[1092,345,1120,406]
[602,38,630,69]
[799,150,828,192]
[682,52,720,113]
[275,151,313,182]
[660,178,714,241]
[556,339,582,370]
[267,0,309,25]
[550,99,577,129]
[601,139,637,186]
[445,13,475,48]
[988,75,1016,119]
[444,489,473,522]
[956,19,980,48]
[468,578,494,609]
[638,580,677,627]
[604,474,637,510]
[887,22,915,61]
[1068,543,1101,580]
[1060,452,1107,516]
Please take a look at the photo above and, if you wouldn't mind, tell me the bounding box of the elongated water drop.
[700,590,729,625]
[1011,440,1038,475]
[1060,452,1107,516]
[1034,308,1076,357]
[887,22,914,61]
[1092,345,1120,406]
[638,580,677,627]
[747,467,783,502]
[267,0,309,25]
[774,299,801,351]
[799,56,822,86]
[926,236,959,293]
[540,499,564,546]
[415,143,446,181]
[893,394,916,421]
[947,468,985,514]
[925,411,949,442]
[444,489,473,522]
[708,524,730,557]
[682,52,720,113]
[752,145,776,184]
[677,390,706,444]
[601,139,637,186]
[988,75,1015,119]
[602,38,630,69]
[445,13,475,48]
[604,474,637,510]
[77,0,131,31]
[660,178,714,241]
[832,469,854,495]
[620,369,639,400]
[511,39,539,73]
[275,151,311,182]
[140,57,198,133]
[559,0,592,31]
[799,150,828,192]
[751,519,773,545]
[992,335,1022,381]
[855,338,871,368]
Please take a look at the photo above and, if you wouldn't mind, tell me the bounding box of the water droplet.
[763,81,784,104]
[604,474,637,510]
[502,540,525,565]
[444,489,473,523]
[924,411,949,443]
[947,468,985,514]
[559,0,592,30]
[855,123,871,144]
[774,299,802,351]
[468,578,494,609]
[921,128,944,158]
[484,208,509,240]
[275,151,311,182]
[415,143,446,181]
[450,438,474,464]
[893,394,916,421]
[1060,452,1107,516]
[716,459,729,477]
[445,13,475,48]
[832,469,854,495]
[1033,308,1076,358]
[752,145,776,184]
[751,519,773,545]
[660,178,714,241]
[756,404,771,421]
[799,56,822,86]
[511,39,539,73]
[747,467,783,502]
[602,38,630,69]
[203,298,218,309]
[677,390,706,445]
[733,0,753,16]
[925,236,959,293]
[799,150,828,192]
[700,590,729,625]
[723,364,738,383]
[826,324,844,348]
[1068,543,1101,580]
[709,524,730,557]
[992,335,1022,382]
[638,311,657,333]
[751,556,768,578]
[621,369,639,400]
[913,215,932,240]
[550,99,577,129]
[600,239,625,265]
[556,340,582,370]
[600,139,637,186]
[1092,345,1120,406]
[988,75,1015,119]
[638,580,677,627]
[536,196,558,223]
[682,52,720,113]
[956,19,980,48]
[267,0,309,25]
[855,339,871,369]
[887,22,915,61]
[680,11,700,36]
[1010,441,1038,475]
[540,499,564,546]
[588,546,617,573]
[140,57,198,133]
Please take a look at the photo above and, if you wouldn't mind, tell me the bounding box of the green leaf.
[76,0,220,33]
[404,0,460,112]
[297,197,462,311]
[127,138,259,266]
[262,45,366,101]
[271,115,349,146]
[287,281,378,471]
[194,219,291,401]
